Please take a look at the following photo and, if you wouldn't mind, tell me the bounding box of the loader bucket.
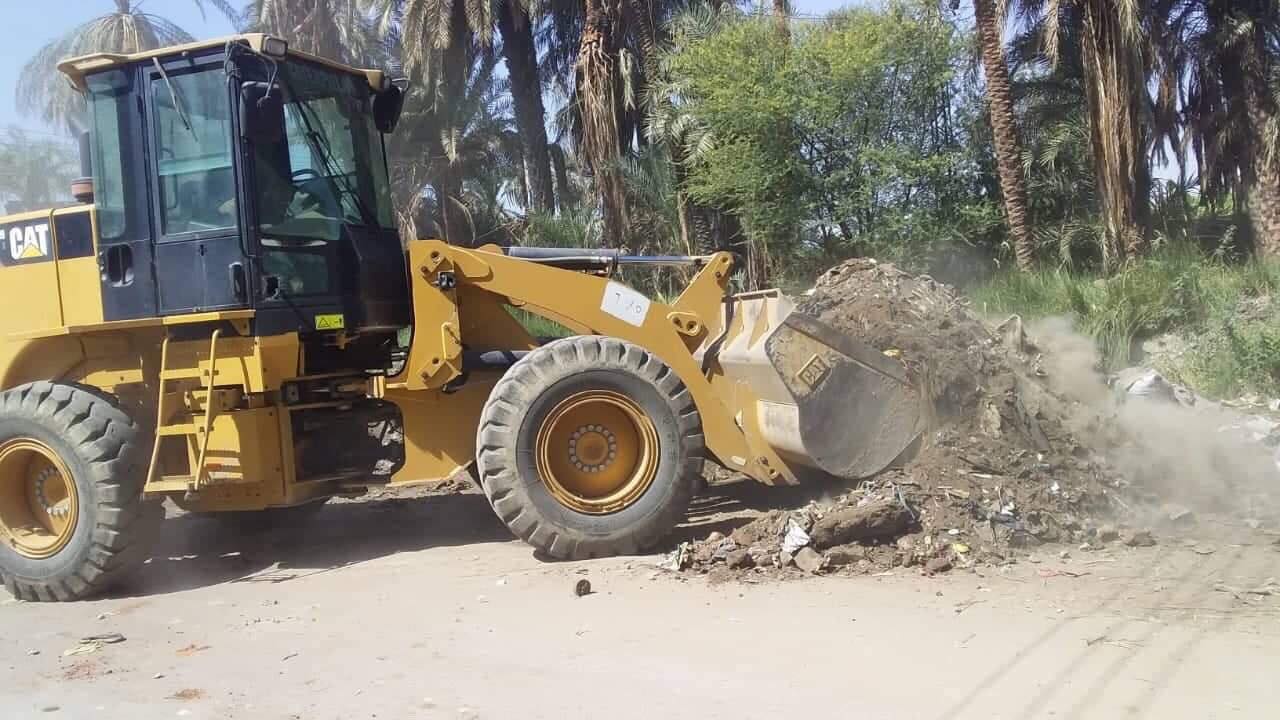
[712,292,926,481]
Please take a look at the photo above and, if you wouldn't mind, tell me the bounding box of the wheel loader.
[0,34,924,601]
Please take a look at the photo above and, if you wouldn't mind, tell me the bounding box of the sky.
[0,1,236,141]
[0,0,858,144]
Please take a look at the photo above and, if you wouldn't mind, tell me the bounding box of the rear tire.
[476,336,704,559]
[0,382,162,601]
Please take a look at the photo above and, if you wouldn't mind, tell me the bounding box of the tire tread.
[475,336,704,561]
[0,382,161,601]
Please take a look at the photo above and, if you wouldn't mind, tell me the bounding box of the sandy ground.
[2,483,1279,720]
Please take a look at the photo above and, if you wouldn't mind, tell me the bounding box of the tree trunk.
[549,144,574,209]
[772,0,790,40]
[676,191,693,255]
[1252,161,1280,258]
[1241,34,1280,257]
[577,0,628,247]
[498,3,555,214]
[668,143,696,255]
[438,4,471,246]
[1080,0,1148,270]
[974,0,1035,272]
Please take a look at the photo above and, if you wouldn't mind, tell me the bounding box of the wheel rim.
[0,439,79,559]
[536,390,660,514]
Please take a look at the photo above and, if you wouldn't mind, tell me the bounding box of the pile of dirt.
[672,259,1149,579]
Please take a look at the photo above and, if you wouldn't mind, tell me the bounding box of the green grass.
[508,307,573,340]
[969,246,1280,399]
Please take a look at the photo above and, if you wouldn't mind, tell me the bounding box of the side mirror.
[240,81,284,143]
[372,85,405,134]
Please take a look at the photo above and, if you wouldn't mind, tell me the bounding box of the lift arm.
[392,239,782,481]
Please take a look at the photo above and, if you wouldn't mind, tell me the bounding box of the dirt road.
[3,484,1278,720]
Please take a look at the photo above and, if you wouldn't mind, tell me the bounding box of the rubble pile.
[673,259,1148,578]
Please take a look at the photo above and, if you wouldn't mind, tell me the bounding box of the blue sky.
[0,1,855,141]
[0,1,236,140]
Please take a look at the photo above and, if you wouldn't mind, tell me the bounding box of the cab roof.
[57,33,386,92]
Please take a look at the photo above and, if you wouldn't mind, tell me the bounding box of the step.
[145,474,196,493]
[156,424,200,437]
[160,368,206,381]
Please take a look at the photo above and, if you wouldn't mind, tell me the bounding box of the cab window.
[152,69,237,236]
[86,70,130,242]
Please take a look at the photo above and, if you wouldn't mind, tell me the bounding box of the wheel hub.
[34,467,72,518]
[536,391,659,515]
[568,425,618,473]
[0,439,78,559]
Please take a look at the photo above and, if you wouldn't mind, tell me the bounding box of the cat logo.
[2,223,51,263]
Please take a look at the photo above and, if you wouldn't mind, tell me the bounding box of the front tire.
[476,336,704,560]
[0,383,161,601]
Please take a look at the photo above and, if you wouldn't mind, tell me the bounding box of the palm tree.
[576,0,629,247]
[1165,0,1280,256]
[542,0,703,246]
[237,0,378,64]
[17,0,235,133]
[497,1,555,213]
[1017,0,1152,270]
[1017,68,1104,265]
[366,0,495,244]
[1227,2,1280,256]
[365,1,555,219]
[387,40,516,245]
[973,0,1036,271]
[0,128,79,213]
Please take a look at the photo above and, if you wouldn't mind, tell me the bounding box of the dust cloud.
[1029,317,1279,523]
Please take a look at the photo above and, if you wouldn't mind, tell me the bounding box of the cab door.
[85,67,159,322]
[144,53,248,315]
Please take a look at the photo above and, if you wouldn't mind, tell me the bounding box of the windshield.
[253,59,394,245]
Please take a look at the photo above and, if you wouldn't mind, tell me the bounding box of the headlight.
[261,36,289,59]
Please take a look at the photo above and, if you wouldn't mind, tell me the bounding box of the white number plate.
[601,281,651,327]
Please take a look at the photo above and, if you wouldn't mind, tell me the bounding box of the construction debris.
[63,633,126,656]
[824,545,867,568]
[781,520,812,554]
[810,500,912,549]
[667,259,1280,581]
[794,547,825,574]
[1123,529,1157,547]
[1115,368,1196,407]
[677,259,1149,579]
[658,543,693,572]
[725,549,754,570]
[925,557,953,575]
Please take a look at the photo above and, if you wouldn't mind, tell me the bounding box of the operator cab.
[59,35,409,371]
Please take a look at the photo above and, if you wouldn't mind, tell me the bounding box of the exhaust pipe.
[72,131,93,204]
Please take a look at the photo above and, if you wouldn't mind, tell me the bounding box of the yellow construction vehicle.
[0,35,923,601]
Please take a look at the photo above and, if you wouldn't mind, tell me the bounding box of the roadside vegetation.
[973,251,1280,398]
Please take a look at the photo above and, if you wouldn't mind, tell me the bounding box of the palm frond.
[16,6,204,132]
